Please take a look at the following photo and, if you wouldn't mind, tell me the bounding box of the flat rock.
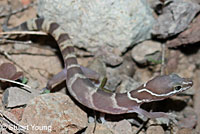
[166,14,200,47]
[19,93,87,134]
[37,0,155,53]
[85,123,113,134]
[131,40,161,65]
[105,120,132,134]
[2,87,40,108]
[146,126,165,134]
[152,0,200,39]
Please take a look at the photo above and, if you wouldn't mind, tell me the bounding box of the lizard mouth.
[181,78,193,91]
[183,78,193,86]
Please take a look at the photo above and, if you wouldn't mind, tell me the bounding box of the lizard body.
[9,18,193,118]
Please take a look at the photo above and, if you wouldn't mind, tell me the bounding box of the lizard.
[4,18,193,119]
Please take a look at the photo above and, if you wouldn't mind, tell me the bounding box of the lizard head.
[135,74,193,100]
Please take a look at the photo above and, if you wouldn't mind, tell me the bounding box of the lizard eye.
[174,85,182,91]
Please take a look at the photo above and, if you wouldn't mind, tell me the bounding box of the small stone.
[88,116,95,123]
[20,93,87,134]
[131,40,161,65]
[0,62,23,80]
[85,123,113,134]
[13,43,30,50]
[146,126,164,134]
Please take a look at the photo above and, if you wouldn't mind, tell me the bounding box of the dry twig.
[0,38,32,44]
[0,31,47,36]
[161,42,166,75]
[0,2,35,18]
[0,111,27,134]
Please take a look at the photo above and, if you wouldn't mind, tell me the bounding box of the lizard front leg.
[130,106,175,119]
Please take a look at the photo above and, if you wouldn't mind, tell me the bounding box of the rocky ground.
[0,0,200,133]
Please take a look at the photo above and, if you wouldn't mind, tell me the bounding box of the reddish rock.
[0,62,23,80]
[166,14,200,47]
[178,107,197,129]
[177,128,193,134]
[9,107,24,121]
[20,93,87,134]
[106,119,132,134]
[85,123,113,134]
[146,125,164,134]
[166,50,180,74]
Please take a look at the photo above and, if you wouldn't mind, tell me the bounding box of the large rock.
[20,93,87,134]
[152,0,200,39]
[37,0,155,53]
[166,14,200,47]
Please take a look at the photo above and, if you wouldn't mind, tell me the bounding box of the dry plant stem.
[161,42,166,75]
[0,31,47,36]
[0,2,35,18]
[0,7,4,14]
[136,119,149,134]
[2,0,12,30]
[7,51,55,57]
[0,111,27,134]
[0,32,57,53]
[0,77,32,92]
[92,113,97,134]
[0,47,35,79]
[0,38,32,44]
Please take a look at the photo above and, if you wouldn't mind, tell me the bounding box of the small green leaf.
[42,89,51,94]
[98,77,113,93]
[147,58,162,64]
[99,77,107,89]
[21,77,28,84]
